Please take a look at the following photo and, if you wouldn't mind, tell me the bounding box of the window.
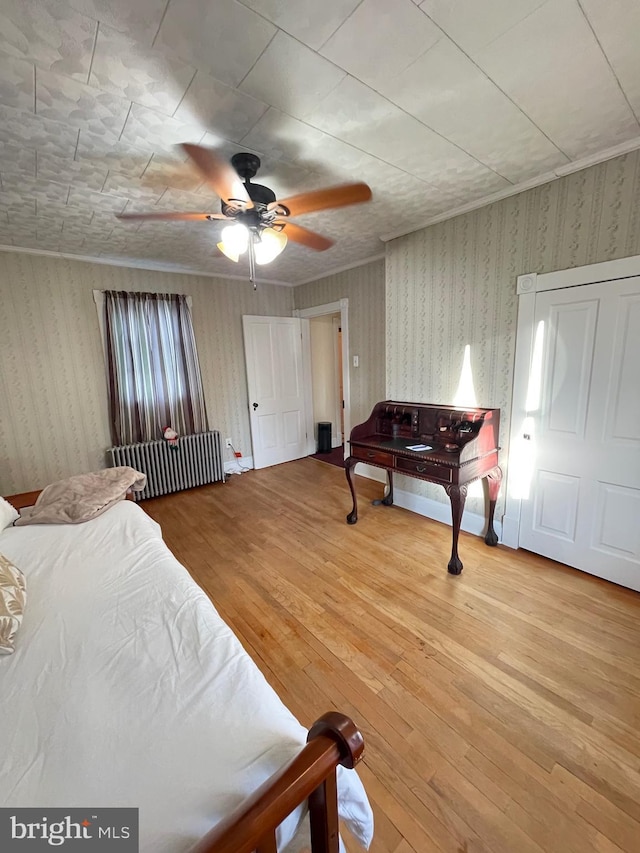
[103,291,208,446]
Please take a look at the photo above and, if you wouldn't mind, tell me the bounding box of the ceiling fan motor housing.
[222,152,278,215]
[231,152,261,180]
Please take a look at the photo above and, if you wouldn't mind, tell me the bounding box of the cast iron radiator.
[107,431,225,500]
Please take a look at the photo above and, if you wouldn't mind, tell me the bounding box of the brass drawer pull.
[416,465,426,473]
[367,451,375,458]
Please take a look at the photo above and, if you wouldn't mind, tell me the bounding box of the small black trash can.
[317,422,332,454]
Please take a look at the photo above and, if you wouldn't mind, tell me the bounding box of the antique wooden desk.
[345,401,502,574]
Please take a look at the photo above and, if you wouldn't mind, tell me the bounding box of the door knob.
[252,402,259,410]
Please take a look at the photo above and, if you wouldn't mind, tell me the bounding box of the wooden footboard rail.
[191,712,365,853]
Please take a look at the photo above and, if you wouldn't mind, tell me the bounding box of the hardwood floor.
[142,459,640,853]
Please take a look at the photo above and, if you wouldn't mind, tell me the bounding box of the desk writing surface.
[378,439,435,454]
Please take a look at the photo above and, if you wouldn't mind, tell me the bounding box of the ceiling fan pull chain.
[249,237,257,291]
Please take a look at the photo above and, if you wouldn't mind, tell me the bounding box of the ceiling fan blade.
[116,211,230,222]
[269,182,371,217]
[182,143,252,208]
[277,221,334,251]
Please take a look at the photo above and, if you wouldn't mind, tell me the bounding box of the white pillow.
[0,553,26,654]
[0,497,18,531]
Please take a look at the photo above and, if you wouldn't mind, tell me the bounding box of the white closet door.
[519,276,640,591]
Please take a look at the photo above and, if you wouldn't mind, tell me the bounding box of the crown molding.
[0,245,293,287]
[379,136,640,243]
[295,252,385,286]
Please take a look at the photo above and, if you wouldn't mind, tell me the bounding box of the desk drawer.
[397,456,452,483]
[352,446,394,466]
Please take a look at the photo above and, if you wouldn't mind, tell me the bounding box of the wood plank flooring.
[141,458,640,853]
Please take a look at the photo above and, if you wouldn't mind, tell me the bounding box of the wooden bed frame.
[4,491,368,853]
[193,711,365,853]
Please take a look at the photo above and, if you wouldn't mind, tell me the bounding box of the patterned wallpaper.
[294,260,386,431]
[386,149,640,517]
[0,252,292,494]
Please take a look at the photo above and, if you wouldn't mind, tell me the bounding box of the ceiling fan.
[116,144,372,286]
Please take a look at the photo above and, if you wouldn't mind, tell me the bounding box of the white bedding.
[0,501,373,851]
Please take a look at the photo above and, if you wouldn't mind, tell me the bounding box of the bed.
[0,497,373,852]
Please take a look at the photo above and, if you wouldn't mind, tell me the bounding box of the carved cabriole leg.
[382,469,394,506]
[484,465,503,546]
[345,457,359,524]
[444,483,468,575]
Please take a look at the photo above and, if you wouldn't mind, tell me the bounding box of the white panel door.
[519,277,640,590]
[243,315,307,469]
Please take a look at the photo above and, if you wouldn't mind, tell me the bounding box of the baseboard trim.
[356,463,387,483]
[225,455,254,475]
[500,515,520,550]
[356,465,504,542]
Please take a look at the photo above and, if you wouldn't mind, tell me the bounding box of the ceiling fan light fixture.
[217,222,249,261]
[254,228,288,265]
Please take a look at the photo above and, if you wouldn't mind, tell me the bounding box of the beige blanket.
[15,467,147,526]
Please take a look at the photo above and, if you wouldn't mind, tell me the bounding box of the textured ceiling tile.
[474,0,640,158]
[376,38,568,183]
[58,235,87,251]
[239,0,361,50]
[2,200,37,217]
[0,0,637,283]
[0,143,36,177]
[321,0,441,89]
[36,68,131,139]
[306,75,508,195]
[306,75,398,140]
[419,0,546,55]
[118,103,206,151]
[174,71,268,142]
[580,0,640,120]
[75,131,153,176]
[1,222,35,238]
[101,171,167,202]
[240,108,325,166]
[0,0,96,81]
[155,0,276,88]
[361,161,458,214]
[35,216,64,235]
[90,25,196,115]
[45,210,94,230]
[35,199,83,219]
[67,187,128,212]
[1,175,71,206]
[36,151,109,191]
[198,133,267,169]
[242,107,425,188]
[140,154,204,192]
[239,30,347,121]
[154,186,220,211]
[66,0,168,45]
[92,211,139,231]
[0,104,79,157]
[0,50,35,110]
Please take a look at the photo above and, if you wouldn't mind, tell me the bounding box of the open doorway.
[309,312,342,449]
[295,299,351,467]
